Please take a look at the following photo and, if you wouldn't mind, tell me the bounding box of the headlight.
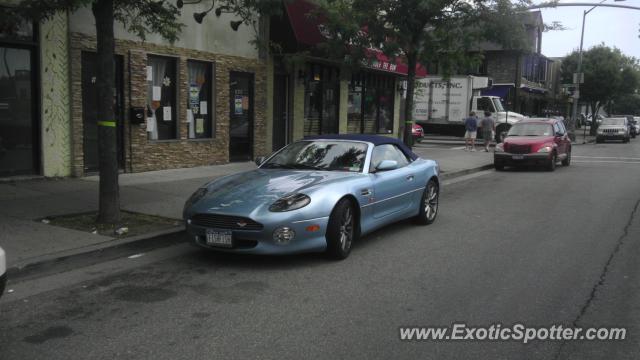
[537,146,553,153]
[184,187,208,210]
[269,193,311,212]
[495,143,504,152]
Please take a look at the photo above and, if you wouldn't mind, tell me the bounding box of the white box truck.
[413,76,525,142]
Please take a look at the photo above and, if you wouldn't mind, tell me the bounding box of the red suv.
[494,118,571,171]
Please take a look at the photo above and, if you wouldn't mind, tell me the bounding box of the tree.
[8,0,184,225]
[561,45,640,135]
[316,0,532,147]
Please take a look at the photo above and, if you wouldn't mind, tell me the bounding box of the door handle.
[406,175,414,181]
[360,189,371,196]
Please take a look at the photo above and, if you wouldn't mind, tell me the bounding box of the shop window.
[186,60,213,139]
[304,64,339,136]
[0,15,35,43]
[348,72,395,134]
[146,55,177,140]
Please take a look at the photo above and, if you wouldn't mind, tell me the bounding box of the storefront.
[266,0,427,152]
[0,17,39,177]
[64,4,267,176]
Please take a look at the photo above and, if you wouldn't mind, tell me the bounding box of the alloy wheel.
[424,182,439,221]
[339,207,353,251]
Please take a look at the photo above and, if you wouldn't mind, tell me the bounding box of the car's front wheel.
[326,198,356,260]
[415,179,439,225]
[562,149,571,166]
[546,152,557,172]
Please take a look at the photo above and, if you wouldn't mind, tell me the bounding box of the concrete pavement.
[0,147,493,270]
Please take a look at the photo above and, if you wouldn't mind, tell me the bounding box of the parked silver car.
[596,117,630,143]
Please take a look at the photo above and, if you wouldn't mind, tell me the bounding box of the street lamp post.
[570,0,626,143]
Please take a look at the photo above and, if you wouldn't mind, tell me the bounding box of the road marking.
[573,160,640,164]
[573,156,640,161]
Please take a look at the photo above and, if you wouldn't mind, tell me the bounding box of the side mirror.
[255,156,266,166]
[376,160,398,171]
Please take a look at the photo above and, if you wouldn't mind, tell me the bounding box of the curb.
[7,226,185,282]
[440,164,494,180]
[6,164,495,281]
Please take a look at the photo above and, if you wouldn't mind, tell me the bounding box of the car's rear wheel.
[562,149,571,166]
[494,161,504,171]
[546,152,557,172]
[415,179,439,225]
[326,198,356,260]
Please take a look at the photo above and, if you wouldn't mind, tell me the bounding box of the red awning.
[284,0,427,77]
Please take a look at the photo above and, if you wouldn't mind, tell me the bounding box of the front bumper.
[494,152,552,166]
[597,134,627,140]
[185,214,330,255]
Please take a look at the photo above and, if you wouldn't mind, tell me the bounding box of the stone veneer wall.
[41,13,72,177]
[69,32,266,176]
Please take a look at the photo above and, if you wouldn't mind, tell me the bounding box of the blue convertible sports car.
[183,134,440,259]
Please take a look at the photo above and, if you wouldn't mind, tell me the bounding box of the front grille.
[602,128,621,134]
[191,214,263,230]
[506,144,531,154]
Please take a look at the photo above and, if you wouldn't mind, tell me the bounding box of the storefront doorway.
[229,71,254,161]
[0,21,39,177]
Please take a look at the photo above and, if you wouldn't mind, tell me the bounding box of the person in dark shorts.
[480,111,495,152]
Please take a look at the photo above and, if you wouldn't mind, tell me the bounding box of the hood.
[599,124,626,129]
[504,136,554,146]
[193,169,362,214]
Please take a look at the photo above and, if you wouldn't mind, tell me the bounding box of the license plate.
[512,155,524,160]
[205,230,233,247]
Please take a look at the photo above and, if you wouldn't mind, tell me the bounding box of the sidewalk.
[0,150,492,271]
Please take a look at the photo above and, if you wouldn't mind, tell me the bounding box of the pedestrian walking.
[464,111,478,151]
[480,111,495,152]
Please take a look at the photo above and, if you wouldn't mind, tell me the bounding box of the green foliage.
[13,0,184,42]
[613,93,640,115]
[561,44,640,109]
[315,0,532,77]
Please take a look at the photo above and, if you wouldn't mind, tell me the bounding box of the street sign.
[573,73,584,84]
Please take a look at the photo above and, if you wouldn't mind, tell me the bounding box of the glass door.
[0,46,38,176]
[229,71,254,161]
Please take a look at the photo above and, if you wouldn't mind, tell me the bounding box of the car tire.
[562,149,571,166]
[546,152,557,172]
[494,162,504,171]
[326,198,356,260]
[415,179,439,225]
[624,137,630,143]
[596,137,603,144]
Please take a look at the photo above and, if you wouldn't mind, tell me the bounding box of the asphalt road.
[1,140,640,360]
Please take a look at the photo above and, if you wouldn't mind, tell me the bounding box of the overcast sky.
[534,0,640,59]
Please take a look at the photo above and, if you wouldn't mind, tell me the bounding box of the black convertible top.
[304,134,419,161]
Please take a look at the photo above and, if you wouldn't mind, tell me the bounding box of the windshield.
[601,118,625,126]
[507,123,553,137]
[262,141,369,172]
[492,98,505,112]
